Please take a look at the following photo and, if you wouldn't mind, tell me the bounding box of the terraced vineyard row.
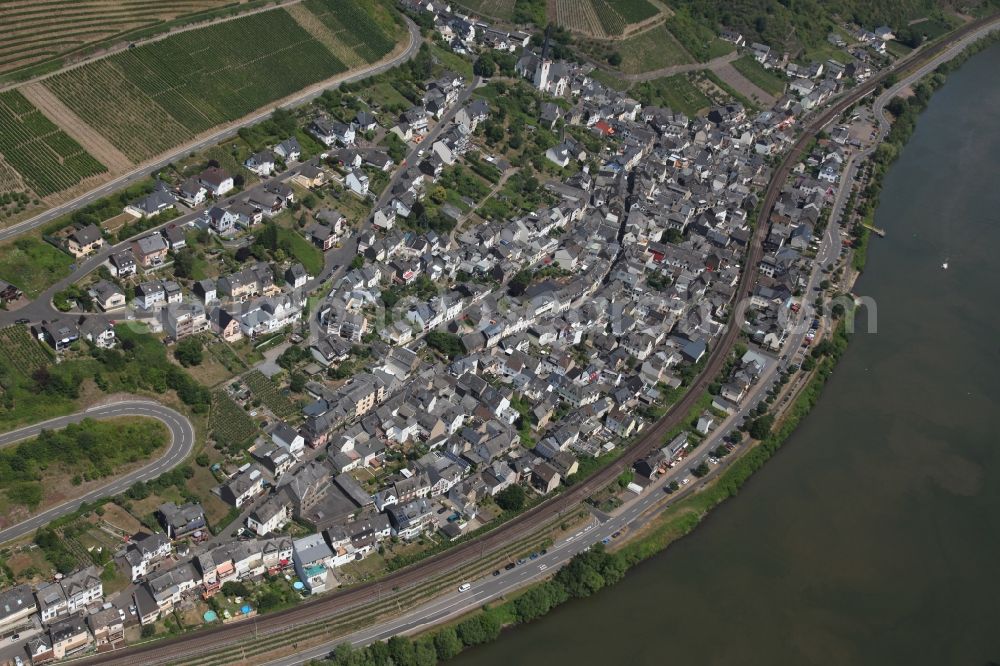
[43,9,349,162]
[0,90,105,196]
[0,0,221,75]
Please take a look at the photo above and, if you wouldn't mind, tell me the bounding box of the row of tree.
[316,546,628,666]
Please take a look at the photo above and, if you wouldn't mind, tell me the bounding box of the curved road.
[0,16,422,244]
[0,401,195,544]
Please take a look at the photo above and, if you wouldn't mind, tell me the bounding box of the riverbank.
[849,30,1000,272]
[306,29,1000,666]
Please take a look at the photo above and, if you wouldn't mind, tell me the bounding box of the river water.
[452,43,1000,666]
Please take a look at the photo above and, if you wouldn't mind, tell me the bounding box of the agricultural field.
[731,54,787,96]
[209,389,257,453]
[41,3,401,165]
[244,370,297,420]
[0,0,223,77]
[632,73,713,116]
[0,325,52,378]
[553,0,660,37]
[0,90,106,197]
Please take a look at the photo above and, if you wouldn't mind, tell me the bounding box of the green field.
[633,74,712,116]
[731,54,787,96]
[0,90,106,196]
[42,3,401,164]
[0,237,73,297]
[275,227,324,276]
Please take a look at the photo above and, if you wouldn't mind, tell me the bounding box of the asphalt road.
[0,400,195,545]
[0,17,422,245]
[65,13,1000,666]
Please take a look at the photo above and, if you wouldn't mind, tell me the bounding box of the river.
[451,43,1000,666]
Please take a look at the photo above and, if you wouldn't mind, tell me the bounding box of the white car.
[458,583,471,592]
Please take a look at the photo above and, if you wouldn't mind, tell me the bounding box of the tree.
[350,255,364,269]
[221,581,250,597]
[474,53,496,77]
[616,469,634,488]
[495,484,526,512]
[456,612,501,646]
[289,372,306,393]
[748,414,775,440]
[433,627,463,660]
[692,462,710,478]
[173,249,196,279]
[607,52,622,66]
[174,337,204,367]
[387,636,416,666]
[413,637,438,666]
[426,331,465,359]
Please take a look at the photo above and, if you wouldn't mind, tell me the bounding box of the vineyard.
[302,0,399,63]
[552,0,660,37]
[244,369,297,419]
[0,90,106,196]
[44,60,191,162]
[0,0,222,77]
[43,10,350,162]
[553,0,604,35]
[209,389,257,453]
[0,325,52,377]
[453,0,516,19]
[615,24,694,74]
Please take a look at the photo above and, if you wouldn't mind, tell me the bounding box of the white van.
[458,583,471,592]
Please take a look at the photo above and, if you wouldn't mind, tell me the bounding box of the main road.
[0,16,422,244]
[0,400,195,545]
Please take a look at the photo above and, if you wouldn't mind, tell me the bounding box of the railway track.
[75,13,1000,665]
